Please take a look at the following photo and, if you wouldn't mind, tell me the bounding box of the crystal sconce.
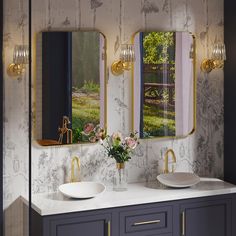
[201,42,226,73]
[111,44,135,76]
[7,45,29,77]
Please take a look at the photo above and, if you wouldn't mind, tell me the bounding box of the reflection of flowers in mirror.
[72,123,105,143]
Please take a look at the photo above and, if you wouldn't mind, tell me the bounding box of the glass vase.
[113,162,127,191]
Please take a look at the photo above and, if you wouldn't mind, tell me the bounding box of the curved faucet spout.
[58,116,73,144]
[71,156,80,182]
[163,149,176,174]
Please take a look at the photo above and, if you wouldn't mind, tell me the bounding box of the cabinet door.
[180,198,232,236]
[46,213,111,236]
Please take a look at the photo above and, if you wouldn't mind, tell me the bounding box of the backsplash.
[3,0,224,213]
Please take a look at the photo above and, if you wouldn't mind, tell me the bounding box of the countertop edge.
[31,179,236,216]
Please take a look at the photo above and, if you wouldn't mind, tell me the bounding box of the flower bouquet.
[100,132,139,191]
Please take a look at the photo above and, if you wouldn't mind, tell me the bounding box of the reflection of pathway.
[72,92,99,100]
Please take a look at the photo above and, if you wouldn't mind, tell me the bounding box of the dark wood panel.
[224,0,236,184]
[233,194,236,236]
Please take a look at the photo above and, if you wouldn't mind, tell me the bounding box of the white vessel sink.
[59,181,106,199]
[157,172,200,188]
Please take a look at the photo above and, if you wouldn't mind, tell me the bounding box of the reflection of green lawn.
[143,104,175,137]
[72,94,100,142]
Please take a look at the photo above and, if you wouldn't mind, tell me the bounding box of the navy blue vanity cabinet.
[179,197,232,236]
[31,194,236,236]
[32,210,112,236]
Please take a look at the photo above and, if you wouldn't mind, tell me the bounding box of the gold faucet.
[163,149,176,174]
[71,156,81,182]
[58,116,73,144]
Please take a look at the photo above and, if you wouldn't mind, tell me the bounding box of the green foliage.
[81,80,100,93]
[72,95,100,143]
[107,145,131,163]
[72,127,83,143]
[143,104,175,137]
[143,32,175,64]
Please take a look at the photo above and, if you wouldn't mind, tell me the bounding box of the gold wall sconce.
[111,44,135,76]
[7,45,29,77]
[201,42,226,73]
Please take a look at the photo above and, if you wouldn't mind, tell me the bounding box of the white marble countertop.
[32,178,236,216]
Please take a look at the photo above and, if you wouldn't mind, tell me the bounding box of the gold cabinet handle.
[181,211,185,236]
[133,219,161,226]
[107,221,111,236]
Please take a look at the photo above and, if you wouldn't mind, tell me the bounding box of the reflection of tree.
[142,32,176,138]
[72,32,100,88]
[143,32,175,64]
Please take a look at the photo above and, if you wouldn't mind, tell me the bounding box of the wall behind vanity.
[30,0,224,193]
[3,0,224,231]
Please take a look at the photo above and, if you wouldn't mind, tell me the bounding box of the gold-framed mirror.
[34,31,107,146]
[132,31,196,139]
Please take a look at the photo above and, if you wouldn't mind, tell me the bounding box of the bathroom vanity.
[31,178,236,236]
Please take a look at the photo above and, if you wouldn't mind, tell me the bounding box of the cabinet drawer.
[119,205,172,236]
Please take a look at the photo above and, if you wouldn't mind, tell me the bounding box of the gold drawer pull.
[133,219,161,226]
[107,221,111,236]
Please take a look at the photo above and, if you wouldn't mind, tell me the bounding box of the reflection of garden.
[143,103,175,137]
[72,82,100,143]
[71,31,100,143]
[142,32,176,137]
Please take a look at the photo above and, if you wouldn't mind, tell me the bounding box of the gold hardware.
[111,44,135,76]
[163,149,177,174]
[7,63,26,77]
[200,42,226,73]
[111,61,133,76]
[200,59,215,73]
[133,219,161,226]
[71,156,80,182]
[116,163,125,170]
[181,211,185,236]
[58,116,73,144]
[7,45,29,77]
[111,60,125,76]
[107,221,111,236]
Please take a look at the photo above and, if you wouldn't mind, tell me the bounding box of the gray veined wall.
[3,0,224,235]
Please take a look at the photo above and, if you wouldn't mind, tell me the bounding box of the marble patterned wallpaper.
[3,0,29,235]
[3,0,224,234]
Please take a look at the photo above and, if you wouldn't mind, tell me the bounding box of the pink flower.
[125,137,138,149]
[83,123,94,135]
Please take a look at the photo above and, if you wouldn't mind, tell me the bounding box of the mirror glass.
[133,31,195,139]
[35,31,106,146]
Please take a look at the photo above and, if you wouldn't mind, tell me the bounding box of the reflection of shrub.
[72,94,100,143]
[81,80,100,93]
[143,103,175,137]
[72,127,83,143]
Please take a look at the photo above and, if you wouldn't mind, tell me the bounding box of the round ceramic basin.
[59,181,106,199]
[157,172,200,188]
